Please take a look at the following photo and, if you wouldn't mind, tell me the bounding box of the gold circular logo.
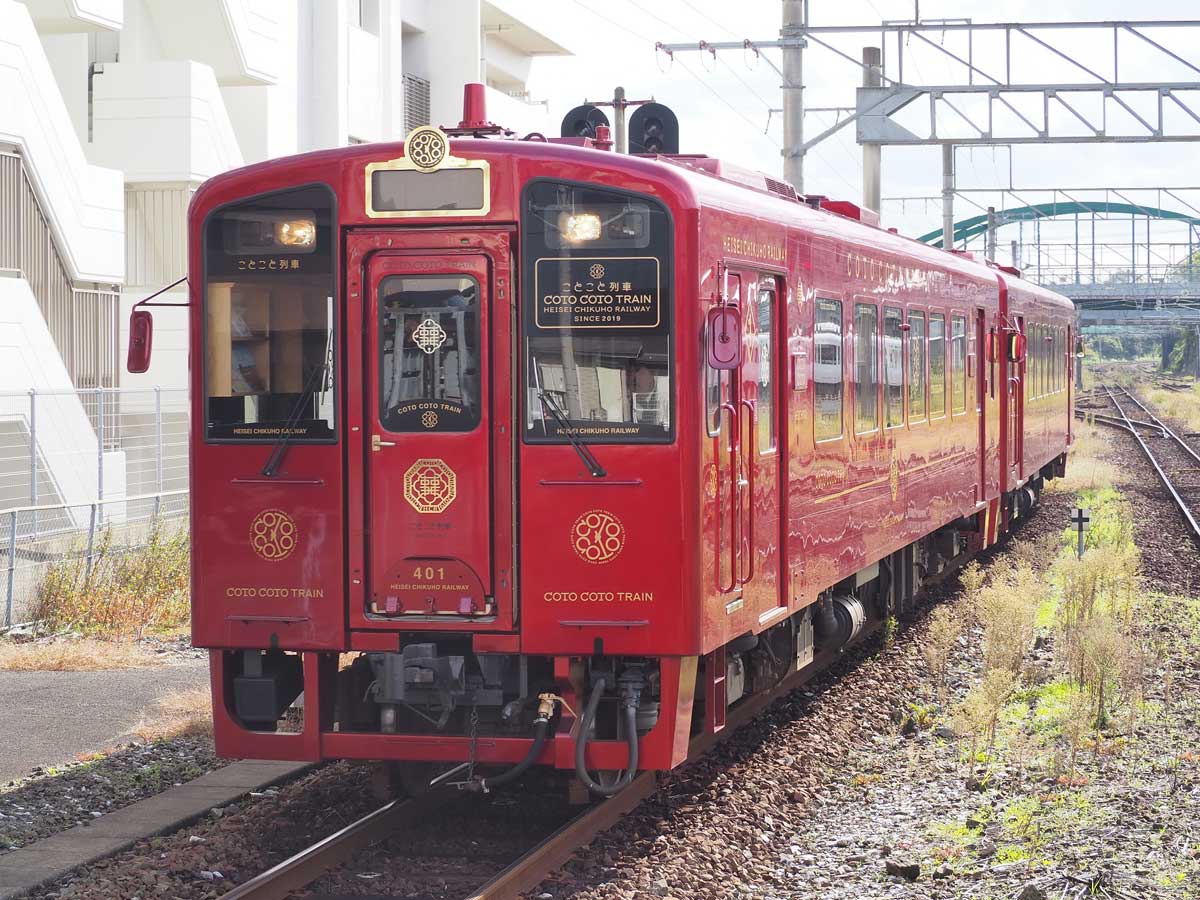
[421,410,439,429]
[572,510,625,565]
[405,126,448,171]
[589,263,605,279]
[403,458,457,514]
[250,509,297,561]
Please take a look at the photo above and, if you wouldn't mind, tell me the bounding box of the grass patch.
[33,526,190,640]
[133,688,212,742]
[0,638,162,671]
[1144,381,1200,434]
[1048,420,1122,494]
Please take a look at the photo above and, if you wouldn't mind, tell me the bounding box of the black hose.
[469,718,549,793]
[574,676,639,796]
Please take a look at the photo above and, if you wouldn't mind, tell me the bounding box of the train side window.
[756,282,777,452]
[908,311,926,421]
[854,302,879,434]
[950,314,967,414]
[814,297,843,441]
[929,313,946,418]
[883,306,904,428]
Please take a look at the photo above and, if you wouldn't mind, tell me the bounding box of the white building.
[0,0,566,511]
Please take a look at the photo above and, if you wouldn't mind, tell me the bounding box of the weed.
[32,526,190,640]
[924,606,961,690]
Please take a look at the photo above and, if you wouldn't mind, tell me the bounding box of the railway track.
[1086,383,1200,542]
[220,632,883,900]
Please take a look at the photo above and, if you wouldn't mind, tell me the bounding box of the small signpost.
[1071,507,1090,559]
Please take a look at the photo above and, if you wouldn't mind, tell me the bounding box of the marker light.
[560,212,602,242]
[276,218,316,248]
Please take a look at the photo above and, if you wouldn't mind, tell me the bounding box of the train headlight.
[559,212,602,242]
[276,217,317,248]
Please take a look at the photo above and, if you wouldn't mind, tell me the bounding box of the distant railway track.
[1086,383,1200,543]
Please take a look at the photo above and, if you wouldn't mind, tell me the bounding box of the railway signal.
[1071,507,1090,558]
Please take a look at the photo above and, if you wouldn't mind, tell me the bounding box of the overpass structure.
[901,190,1200,331]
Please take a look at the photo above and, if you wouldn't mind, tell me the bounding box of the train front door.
[725,267,784,620]
[357,237,515,630]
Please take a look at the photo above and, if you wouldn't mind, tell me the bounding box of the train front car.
[185,100,699,791]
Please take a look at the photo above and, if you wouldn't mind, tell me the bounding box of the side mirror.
[127,308,154,374]
[706,305,742,370]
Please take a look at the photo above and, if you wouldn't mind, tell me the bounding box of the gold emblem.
[405,125,448,171]
[404,458,457,514]
[412,317,448,354]
[589,263,605,279]
[889,453,900,502]
[250,509,297,561]
[421,410,439,429]
[572,509,625,564]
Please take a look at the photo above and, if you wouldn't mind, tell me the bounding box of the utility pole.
[986,207,997,261]
[941,144,955,250]
[862,46,882,213]
[782,0,807,192]
[613,86,628,154]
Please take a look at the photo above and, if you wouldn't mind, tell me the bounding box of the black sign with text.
[534,256,661,330]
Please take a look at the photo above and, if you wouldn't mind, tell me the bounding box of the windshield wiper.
[538,390,606,478]
[261,351,332,478]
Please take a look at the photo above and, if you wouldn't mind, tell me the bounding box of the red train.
[128,85,1075,794]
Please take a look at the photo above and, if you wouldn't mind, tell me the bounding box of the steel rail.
[1102,385,1200,542]
[224,626,894,900]
[1112,385,1200,467]
[467,628,883,899]
[221,787,453,900]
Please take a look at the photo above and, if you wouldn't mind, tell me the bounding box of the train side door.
[1009,316,1025,482]
[975,307,986,501]
[726,266,783,619]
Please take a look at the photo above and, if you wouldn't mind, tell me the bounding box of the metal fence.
[0,387,190,626]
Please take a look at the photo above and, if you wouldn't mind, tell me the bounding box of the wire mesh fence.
[0,387,189,627]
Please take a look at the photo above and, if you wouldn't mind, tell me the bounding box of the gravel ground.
[0,738,222,853]
[533,429,1200,899]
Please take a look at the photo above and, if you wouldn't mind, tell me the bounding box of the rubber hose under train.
[575,675,639,796]
[466,716,550,793]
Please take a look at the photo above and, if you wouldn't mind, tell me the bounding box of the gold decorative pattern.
[404,126,448,170]
[889,453,901,502]
[250,509,297,561]
[572,509,625,564]
[421,410,439,429]
[412,317,448,354]
[589,263,606,279]
[403,459,457,514]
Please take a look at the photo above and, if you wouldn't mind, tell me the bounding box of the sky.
[504,0,1200,277]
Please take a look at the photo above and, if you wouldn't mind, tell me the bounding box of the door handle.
[371,434,396,452]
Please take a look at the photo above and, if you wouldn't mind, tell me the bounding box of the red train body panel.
[170,98,1074,786]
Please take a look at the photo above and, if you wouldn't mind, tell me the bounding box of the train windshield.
[521,181,673,444]
[202,184,336,443]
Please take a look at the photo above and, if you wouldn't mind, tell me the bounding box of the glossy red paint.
[185,128,1073,771]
